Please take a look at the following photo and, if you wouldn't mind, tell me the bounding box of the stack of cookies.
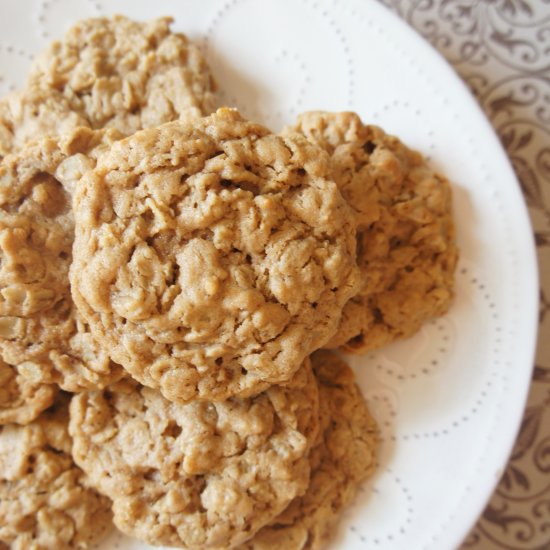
[0,15,457,550]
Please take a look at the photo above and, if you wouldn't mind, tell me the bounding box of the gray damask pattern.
[380,1,550,548]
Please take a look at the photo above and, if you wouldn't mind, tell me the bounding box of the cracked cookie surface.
[71,108,360,403]
[0,359,57,425]
[286,112,458,353]
[0,85,90,161]
[0,128,124,391]
[0,395,112,549]
[28,15,217,136]
[69,362,319,549]
[240,350,379,550]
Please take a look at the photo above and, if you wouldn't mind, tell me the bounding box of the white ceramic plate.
[0,1,538,549]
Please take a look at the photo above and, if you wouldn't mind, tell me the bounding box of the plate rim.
[370,2,539,547]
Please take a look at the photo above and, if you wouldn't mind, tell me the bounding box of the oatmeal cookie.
[286,112,458,353]
[0,395,112,549]
[0,127,124,391]
[28,15,217,136]
[240,350,379,550]
[69,361,319,549]
[0,85,90,160]
[0,359,57,425]
[70,108,360,403]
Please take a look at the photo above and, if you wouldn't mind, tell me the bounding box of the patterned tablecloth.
[380,1,550,548]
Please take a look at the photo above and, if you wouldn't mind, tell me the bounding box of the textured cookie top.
[28,15,217,136]
[0,396,112,549]
[287,112,458,353]
[0,85,90,160]
[69,361,319,549]
[241,350,379,550]
[0,358,57,425]
[0,128,124,391]
[71,108,360,403]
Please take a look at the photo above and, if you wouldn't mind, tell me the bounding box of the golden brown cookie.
[28,15,217,136]
[69,361,319,549]
[0,85,90,160]
[0,127,124,391]
[240,350,379,550]
[70,108,360,403]
[0,395,112,549]
[0,359,57,425]
[286,112,458,353]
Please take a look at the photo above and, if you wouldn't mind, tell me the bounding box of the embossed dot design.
[349,469,414,544]
[203,0,354,129]
[0,43,33,94]
[372,318,452,382]
[37,0,102,40]
[368,98,436,160]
